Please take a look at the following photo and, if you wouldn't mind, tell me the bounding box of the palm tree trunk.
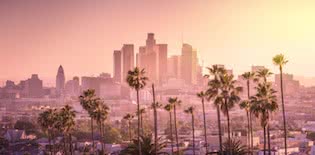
[169,111,174,155]
[192,113,195,155]
[246,111,250,154]
[91,118,95,153]
[217,105,223,155]
[280,68,287,155]
[69,133,73,155]
[250,112,254,155]
[136,90,142,155]
[152,84,158,155]
[48,132,52,155]
[100,122,104,154]
[201,98,208,153]
[173,105,179,155]
[226,103,232,155]
[267,124,271,155]
[128,120,132,142]
[63,134,67,155]
[141,113,144,135]
[263,126,266,155]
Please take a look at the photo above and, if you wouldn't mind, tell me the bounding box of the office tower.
[122,44,134,83]
[65,76,80,97]
[181,43,197,85]
[251,65,265,72]
[56,65,65,95]
[167,55,181,79]
[146,33,156,51]
[113,50,122,83]
[20,74,43,98]
[157,44,168,84]
[275,73,300,95]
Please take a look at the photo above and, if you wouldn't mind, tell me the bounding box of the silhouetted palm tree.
[251,82,278,155]
[126,67,148,155]
[197,91,209,153]
[58,105,76,155]
[151,84,162,155]
[184,106,196,155]
[164,103,174,155]
[137,108,146,135]
[123,113,135,142]
[92,101,109,154]
[205,65,227,154]
[79,89,100,153]
[168,97,181,155]
[241,71,256,154]
[222,139,247,155]
[273,54,288,155]
[38,108,57,155]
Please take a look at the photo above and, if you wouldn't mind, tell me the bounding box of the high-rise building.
[181,44,197,85]
[275,73,300,95]
[167,55,181,79]
[122,44,134,82]
[113,50,122,83]
[20,74,43,98]
[56,65,65,95]
[65,76,80,97]
[157,44,168,84]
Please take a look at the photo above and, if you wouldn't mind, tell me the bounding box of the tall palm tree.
[168,97,181,155]
[151,84,162,155]
[126,67,148,155]
[123,113,135,142]
[92,101,109,154]
[184,106,196,155]
[79,89,100,153]
[197,91,209,153]
[164,103,174,155]
[58,105,76,155]
[205,65,227,154]
[251,82,278,155]
[241,71,256,154]
[218,74,242,155]
[38,108,57,155]
[273,54,288,155]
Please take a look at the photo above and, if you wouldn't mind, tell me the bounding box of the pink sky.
[1,0,315,85]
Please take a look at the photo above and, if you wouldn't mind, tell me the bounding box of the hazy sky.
[1,0,315,85]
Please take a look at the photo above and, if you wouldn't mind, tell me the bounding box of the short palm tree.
[197,91,209,153]
[164,103,174,155]
[123,113,135,142]
[38,108,57,154]
[58,105,76,155]
[241,71,256,154]
[79,89,100,152]
[273,54,288,155]
[168,97,181,155]
[256,69,272,83]
[127,67,149,155]
[184,106,196,155]
[251,82,278,155]
[222,139,247,155]
[205,65,227,154]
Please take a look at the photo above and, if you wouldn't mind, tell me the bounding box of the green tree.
[79,89,100,153]
[126,67,149,155]
[184,106,196,155]
[273,54,288,155]
[168,97,181,155]
[164,103,174,155]
[197,91,209,153]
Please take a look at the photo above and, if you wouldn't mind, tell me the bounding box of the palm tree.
[273,54,288,155]
[184,106,196,155]
[197,91,209,153]
[79,89,100,153]
[164,104,174,155]
[222,139,247,155]
[205,65,227,154]
[168,97,181,155]
[127,67,149,155]
[38,108,57,155]
[241,71,256,154]
[251,82,278,155]
[151,84,162,155]
[120,134,166,155]
[58,105,76,155]
[123,113,135,142]
[256,68,272,83]
[92,101,109,154]
[137,108,146,134]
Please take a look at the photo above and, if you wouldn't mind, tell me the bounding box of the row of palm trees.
[38,105,76,155]
[79,89,110,154]
[124,54,289,155]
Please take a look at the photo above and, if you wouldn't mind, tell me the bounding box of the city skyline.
[2,0,315,82]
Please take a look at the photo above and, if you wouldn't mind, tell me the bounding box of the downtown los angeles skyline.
[1,0,315,84]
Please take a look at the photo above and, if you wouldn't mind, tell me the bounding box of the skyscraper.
[113,50,122,83]
[181,44,197,85]
[122,44,134,82]
[167,55,181,79]
[56,65,65,95]
[157,44,168,84]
